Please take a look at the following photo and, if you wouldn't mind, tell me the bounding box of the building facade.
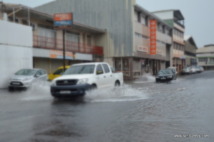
[132,5,172,77]
[197,44,214,70]
[153,10,185,73]
[184,36,197,66]
[0,2,105,74]
[36,0,173,79]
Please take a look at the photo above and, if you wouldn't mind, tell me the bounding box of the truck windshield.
[64,65,95,75]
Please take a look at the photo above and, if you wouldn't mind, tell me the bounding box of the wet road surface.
[0,71,213,142]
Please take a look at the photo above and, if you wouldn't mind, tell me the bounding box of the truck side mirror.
[96,70,103,75]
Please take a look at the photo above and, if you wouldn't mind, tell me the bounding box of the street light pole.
[63,29,66,71]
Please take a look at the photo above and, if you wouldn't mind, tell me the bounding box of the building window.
[145,16,149,26]
[210,58,214,64]
[198,58,207,62]
[87,35,92,46]
[137,12,141,23]
[162,25,165,33]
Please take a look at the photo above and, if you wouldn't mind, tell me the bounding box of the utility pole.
[63,30,66,71]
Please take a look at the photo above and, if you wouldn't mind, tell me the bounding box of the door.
[96,64,106,88]
[102,64,113,87]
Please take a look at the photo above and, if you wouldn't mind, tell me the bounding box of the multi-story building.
[197,44,214,70]
[36,0,173,79]
[0,2,105,74]
[184,36,197,66]
[153,10,185,73]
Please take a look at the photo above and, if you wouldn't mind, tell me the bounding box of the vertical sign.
[150,20,157,55]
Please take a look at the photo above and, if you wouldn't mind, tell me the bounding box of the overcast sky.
[1,0,213,47]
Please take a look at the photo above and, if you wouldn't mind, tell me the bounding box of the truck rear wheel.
[90,84,97,90]
[115,81,120,87]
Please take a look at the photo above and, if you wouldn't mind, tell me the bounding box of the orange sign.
[50,50,74,59]
[150,20,157,55]
[54,13,73,21]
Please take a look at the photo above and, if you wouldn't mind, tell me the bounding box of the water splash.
[21,81,52,101]
[20,82,148,103]
[85,85,148,103]
[134,73,155,84]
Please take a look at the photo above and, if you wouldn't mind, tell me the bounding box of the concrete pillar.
[56,30,63,49]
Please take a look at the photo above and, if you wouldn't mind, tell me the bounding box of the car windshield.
[53,69,65,75]
[64,65,95,75]
[15,69,37,76]
[158,70,172,75]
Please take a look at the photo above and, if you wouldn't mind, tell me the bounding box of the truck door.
[96,64,106,88]
[102,64,113,87]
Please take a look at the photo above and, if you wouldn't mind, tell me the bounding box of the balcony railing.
[157,31,172,44]
[173,35,184,45]
[33,35,103,56]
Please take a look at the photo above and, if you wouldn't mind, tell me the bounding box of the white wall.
[0,20,33,88]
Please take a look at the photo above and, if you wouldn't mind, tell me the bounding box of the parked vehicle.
[189,66,197,74]
[48,65,70,81]
[195,66,204,73]
[167,67,177,80]
[50,62,124,98]
[156,69,174,83]
[8,68,48,91]
[181,67,191,75]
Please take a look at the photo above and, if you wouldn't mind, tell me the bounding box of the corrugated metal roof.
[1,2,106,34]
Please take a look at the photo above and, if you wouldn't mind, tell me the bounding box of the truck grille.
[56,80,78,86]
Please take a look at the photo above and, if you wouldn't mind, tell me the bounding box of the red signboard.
[54,13,73,21]
[54,13,73,27]
[150,20,157,55]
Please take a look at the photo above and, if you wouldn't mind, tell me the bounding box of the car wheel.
[156,79,159,83]
[8,87,14,92]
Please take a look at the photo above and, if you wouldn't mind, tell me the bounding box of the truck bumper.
[50,84,92,98]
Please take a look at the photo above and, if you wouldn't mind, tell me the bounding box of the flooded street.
[0,71,213,142]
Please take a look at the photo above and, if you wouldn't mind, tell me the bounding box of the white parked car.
[8,68,48,91]
[195,66,204,73]
[189,66,197,73]
[50,62,124,98]
[181,67,191,74]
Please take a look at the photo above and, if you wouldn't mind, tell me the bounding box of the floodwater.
[0,71,213,142]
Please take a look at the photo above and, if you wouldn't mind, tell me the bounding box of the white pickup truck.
[50,62,123,98]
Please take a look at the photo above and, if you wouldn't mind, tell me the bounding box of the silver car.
[8,68,48,91]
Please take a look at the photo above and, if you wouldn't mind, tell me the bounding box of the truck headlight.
[77,78,88,84]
